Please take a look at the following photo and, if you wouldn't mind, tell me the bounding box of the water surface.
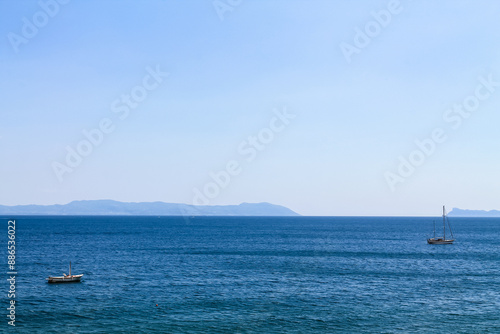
[2,216,500,333]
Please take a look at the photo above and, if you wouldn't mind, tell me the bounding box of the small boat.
[47,262,83,283]
[427,206,454,244]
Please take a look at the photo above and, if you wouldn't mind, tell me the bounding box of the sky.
[1,0,500,216]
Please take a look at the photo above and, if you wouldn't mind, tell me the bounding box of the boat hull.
[427,238,454,244]
[47,275,83,283]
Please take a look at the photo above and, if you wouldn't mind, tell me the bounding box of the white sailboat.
[47,262,83,283]
[427,206,454,244]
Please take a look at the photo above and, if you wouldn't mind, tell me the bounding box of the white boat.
[47,262,83,283]
[427,206,454,244]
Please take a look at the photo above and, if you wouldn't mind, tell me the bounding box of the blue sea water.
[2,216,500,333]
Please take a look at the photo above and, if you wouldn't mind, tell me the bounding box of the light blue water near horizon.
[2,216,500,333]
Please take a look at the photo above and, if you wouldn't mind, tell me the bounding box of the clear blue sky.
[1,0,500,216]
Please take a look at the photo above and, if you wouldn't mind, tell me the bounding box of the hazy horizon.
[1,198,498,217]
[2,1,500,216]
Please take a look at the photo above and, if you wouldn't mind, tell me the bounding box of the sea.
[2,216,500,333]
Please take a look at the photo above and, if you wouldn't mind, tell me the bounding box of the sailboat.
[47,262,83,283]
[427,206,454,244]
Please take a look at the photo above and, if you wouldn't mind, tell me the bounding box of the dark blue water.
[2,216,500,333]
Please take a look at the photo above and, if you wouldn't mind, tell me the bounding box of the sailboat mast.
[443,205,446,240]
[70,261,72,276]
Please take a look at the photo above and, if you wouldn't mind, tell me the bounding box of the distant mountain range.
[448,208,500,217]
[0,200,300,216]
